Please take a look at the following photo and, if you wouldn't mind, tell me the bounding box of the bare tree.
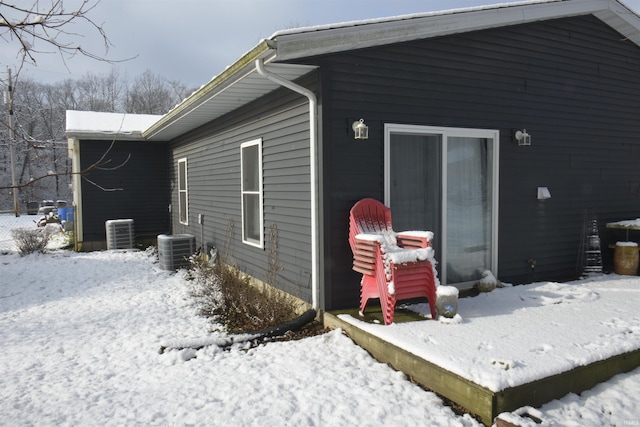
[76,69,124,112]
[0,0,112,74]
[125,69,189,114]
[0,0,125,214]
[0,3,193,214]
[10,77,69,201]
[0,76,73,209]
[0,68,192,212]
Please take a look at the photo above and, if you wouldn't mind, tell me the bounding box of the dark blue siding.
[311,15,640,309]
[80,140,170,248]
[169,77,317,303]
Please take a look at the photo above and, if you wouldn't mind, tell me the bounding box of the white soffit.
[595,1,640,45]
[144,61,317,141]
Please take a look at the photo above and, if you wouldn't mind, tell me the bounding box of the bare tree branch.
[94,152,130,171]
[0,137,129,191]
[1,69,186,202]
[0,0,135,76]
[80,175,122,192]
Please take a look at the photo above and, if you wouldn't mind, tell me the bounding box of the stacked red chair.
[349,198,438,325]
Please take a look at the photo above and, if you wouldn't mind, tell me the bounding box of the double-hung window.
[178,158,188,225]
[241,139,263,247]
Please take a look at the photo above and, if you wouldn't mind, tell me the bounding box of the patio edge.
[323,311,495,424]
[495,347,640,416]
[323,311,640,426]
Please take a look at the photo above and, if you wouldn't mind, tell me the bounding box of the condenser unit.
[157,234,196,270]
[105,219,135,249]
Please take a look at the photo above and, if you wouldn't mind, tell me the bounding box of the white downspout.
[255,58,320,310]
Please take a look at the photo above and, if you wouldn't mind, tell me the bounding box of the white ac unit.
[157,234,196,270]
[106,219,135,250]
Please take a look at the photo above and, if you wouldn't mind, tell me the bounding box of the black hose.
[159,309,317,354]
[250,309,317,339]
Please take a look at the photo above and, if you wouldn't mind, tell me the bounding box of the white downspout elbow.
[255,58,320,310]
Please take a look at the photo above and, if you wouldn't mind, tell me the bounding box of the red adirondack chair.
[349,198,438,325]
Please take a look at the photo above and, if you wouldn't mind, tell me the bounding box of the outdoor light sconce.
[514,129,531,146]
[537,187,551,201]
[352,118,369,140]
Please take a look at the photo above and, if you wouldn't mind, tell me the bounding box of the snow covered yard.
[1,216,640,426]
[0,245,480,426]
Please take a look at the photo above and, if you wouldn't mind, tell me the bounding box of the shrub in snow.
[186,255,225,321]
[11,227,55,256]
[186,256,299,334]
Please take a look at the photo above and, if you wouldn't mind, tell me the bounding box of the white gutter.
[255,58,320,310]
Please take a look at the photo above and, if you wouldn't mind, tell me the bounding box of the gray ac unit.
[157,234,196,270]
[106,219,135,249]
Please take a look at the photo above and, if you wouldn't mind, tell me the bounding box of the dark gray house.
[66,111,169,251]
[67,0,640,311]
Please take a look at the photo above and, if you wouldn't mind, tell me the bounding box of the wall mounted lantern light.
[352,118,369,140]
[514,129,531,146]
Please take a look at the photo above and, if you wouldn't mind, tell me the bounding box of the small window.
[241,139,263,247]
[178,158,188,225]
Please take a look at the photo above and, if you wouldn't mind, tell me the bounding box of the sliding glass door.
[385,124,499,287]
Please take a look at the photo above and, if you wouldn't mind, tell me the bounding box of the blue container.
[58,207,74,222]
[58,207,75,233]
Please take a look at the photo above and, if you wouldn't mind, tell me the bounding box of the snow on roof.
[270,0,555,38]
[65,110,163,140]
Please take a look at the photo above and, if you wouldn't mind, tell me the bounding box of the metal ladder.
[583,216,603,276]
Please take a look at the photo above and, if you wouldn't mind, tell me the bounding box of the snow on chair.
[349,198,439,325]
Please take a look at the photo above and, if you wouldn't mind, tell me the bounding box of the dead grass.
[186,256,300,334]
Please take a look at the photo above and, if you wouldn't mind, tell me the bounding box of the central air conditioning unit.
[106,219,135,249]
[157,234,196,271]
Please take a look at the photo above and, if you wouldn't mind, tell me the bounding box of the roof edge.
[271,0,632,61]
[140,0,640,141]
[142,40,275,139]
[65,131,147,141]
[594,0,640,45]
[65,110,162,141]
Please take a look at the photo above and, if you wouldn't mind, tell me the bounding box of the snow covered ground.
[1,214,640,426]
[341,276,640,393]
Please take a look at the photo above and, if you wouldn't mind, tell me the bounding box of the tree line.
[0,69,192,211]
[0,0,193,213]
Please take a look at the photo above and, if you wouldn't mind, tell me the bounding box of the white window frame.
[384,124,500,286]
[241,139,264,248]
[178,157,188,225]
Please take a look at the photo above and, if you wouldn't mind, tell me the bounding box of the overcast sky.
[3,0,640,88]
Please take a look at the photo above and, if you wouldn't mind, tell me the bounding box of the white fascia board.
[142,41,276,140]
[595,1,640,45]
[143,61,261,140]
[272,0,627,61]
[64,131,147,141]
[143,61,316,141]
